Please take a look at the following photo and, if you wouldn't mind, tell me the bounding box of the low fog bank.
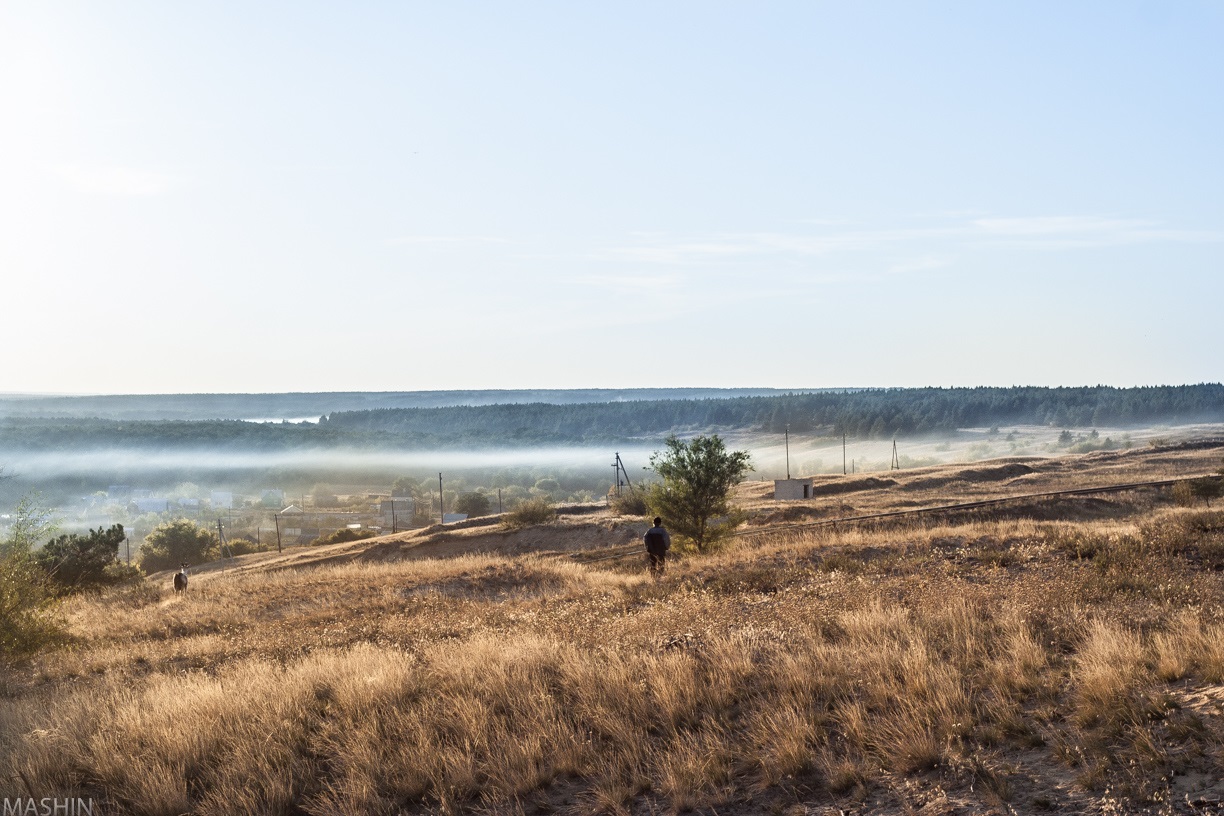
[0,444,664,516]
[0,444,660,483]
[5,422,1219,514]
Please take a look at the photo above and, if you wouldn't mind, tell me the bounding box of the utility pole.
[391,501,397,534]
[125,535,130,566]
[891,440,900,470]
[843,434,847,475]
[612,453,635,494]
[217,518,232,560]
[274,513,282,553]
[438,473,444,523]
[785,426,791,480]
[498,488,503,514]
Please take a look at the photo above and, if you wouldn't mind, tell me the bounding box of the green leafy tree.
[648,434,752,553]
[138,519,218,573]
[391,477,422,499]
[454,491,491,517]
[35,524,127,590]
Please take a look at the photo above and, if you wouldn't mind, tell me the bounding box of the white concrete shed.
[774,478,813,500]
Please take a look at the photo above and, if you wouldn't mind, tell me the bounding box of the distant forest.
[320,385,1224,443]
[0,385,1220,451]
[0,387,828,422]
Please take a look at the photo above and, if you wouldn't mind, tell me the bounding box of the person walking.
[644,516,671,578]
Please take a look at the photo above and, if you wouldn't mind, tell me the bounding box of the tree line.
[0,385,1220,452]
[320,385,1224,442]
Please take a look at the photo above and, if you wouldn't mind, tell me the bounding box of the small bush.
[1172,482,1196,508]
[0,550,64,660]
[503,498,556,530]
[313,528,379,547]
[610,490,649,517]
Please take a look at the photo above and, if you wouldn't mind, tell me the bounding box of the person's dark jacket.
[644,525,671,555]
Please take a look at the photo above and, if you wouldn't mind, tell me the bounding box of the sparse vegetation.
[3,446,1224,812]
[1191,475,1223,507]
[502,497,556,529]
[609,488,649,517]
[0,546,63,661]
[312,528,378,546]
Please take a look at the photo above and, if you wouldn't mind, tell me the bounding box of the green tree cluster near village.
[454,491,492,517]
[138,519,219,573]
[648,435,752,552]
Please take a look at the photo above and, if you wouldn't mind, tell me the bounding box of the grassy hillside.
[2,444,1223,814]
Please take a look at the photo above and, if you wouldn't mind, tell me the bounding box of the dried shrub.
[609,490,649,517]
[502,497,556,530]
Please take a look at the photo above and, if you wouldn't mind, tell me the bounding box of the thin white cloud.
[386,235,510,246]
[53,165,177,196]
[886,256,949,276]
[971,215,1220,247]
[972,215,1138,235]
[599,214,1221,266]
[575,273,680,295]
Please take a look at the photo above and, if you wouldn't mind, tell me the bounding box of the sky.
[0,1,1220,395]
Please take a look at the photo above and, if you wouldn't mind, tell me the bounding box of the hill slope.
[2,443,1224,814]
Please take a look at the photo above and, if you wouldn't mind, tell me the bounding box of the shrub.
[0,548,63,660]
[610,489,649,517]
[138,519,219,573]
[226,537,273,555]
[35,524,127,591]
[313,528,379,546]
[503,498,556,530]
[1172,482,1196,508]
[1191,476,1223,508]
[455,491,492,517]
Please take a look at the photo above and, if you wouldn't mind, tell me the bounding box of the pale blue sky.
[1,1,1220,394]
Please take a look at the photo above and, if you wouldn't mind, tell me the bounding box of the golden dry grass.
[2,449,1224,814]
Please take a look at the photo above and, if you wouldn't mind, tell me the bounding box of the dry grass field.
[2,441,1224,815]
